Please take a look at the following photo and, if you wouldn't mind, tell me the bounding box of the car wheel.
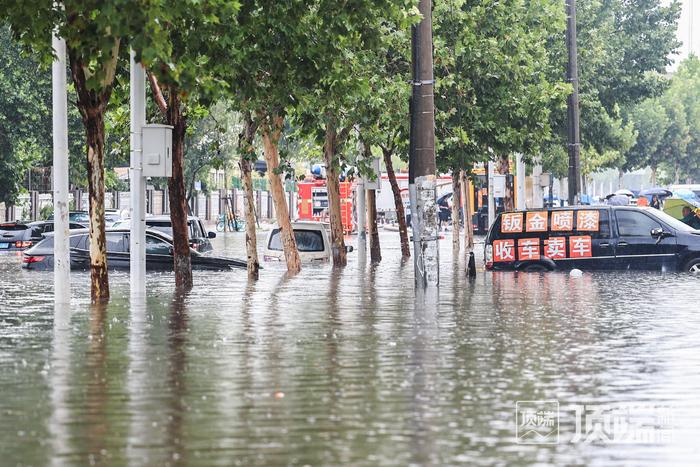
[522,263,547,272]
[686,258,700,274]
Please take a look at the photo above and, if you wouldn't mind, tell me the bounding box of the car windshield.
[146,220,197,238]
[644,207,697,232]
[69,213,90,223]
[268,228,325,252]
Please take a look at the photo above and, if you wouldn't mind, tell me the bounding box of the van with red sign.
[485,206,700,273]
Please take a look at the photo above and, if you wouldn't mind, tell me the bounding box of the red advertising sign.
[569,236,593,258]
[544,237,567,259]
[501,212,523,233]
[526,211,548,232]
[518,238,540,261]
[493,239,515,262]
[551,211,574,231]
[576,210,600,231]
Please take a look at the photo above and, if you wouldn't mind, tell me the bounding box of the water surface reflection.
[1,232,700,465]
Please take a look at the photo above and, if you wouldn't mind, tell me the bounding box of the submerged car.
[264,221,338,262]
[22,228,245,271]
[485,206,700,273]
[112,215,215,252]
[0,221,87,251]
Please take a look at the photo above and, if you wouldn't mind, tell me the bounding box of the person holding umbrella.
[640,187,673,209]
[681,206,700,229]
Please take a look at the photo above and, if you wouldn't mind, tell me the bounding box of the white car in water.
[263,221,334,263]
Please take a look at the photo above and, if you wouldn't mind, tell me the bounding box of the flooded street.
[2,231,700,466]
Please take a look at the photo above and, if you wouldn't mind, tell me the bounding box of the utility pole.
[566,0,582,206]
[409,0,439,286]
[52,34,70,305]
[130,51,147,297]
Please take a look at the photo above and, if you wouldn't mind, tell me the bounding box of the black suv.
[0,221,87,251]
[485,206,700,273]
[112,215,216,253]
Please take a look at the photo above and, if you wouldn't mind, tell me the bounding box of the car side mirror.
[651,227,672,244]
[208,231,216,239]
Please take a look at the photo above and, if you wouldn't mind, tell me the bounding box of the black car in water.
[22,228,246,271]
[485,206,700,273]
[112,215,216,253]
[0,221,87,251]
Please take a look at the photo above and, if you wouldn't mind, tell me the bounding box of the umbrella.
[606,194,631,206]
[614,189,634,197]
[639,187,673,198]
[663,197,700,220]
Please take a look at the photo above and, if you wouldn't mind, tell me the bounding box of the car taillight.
[15,241,32,248]
[22,255,44,264]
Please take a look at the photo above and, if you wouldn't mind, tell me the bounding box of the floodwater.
[1,231,700,466]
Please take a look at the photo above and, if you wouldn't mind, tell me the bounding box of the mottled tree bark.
[148,75,192,289]
[323,120,347,267]
[166,93,193,290]
[239,112,259,280]
[260,113,301,274]
[382,147,410,258]
[367,188,381,263]
[451,169,460,252]
[68,47,115,303]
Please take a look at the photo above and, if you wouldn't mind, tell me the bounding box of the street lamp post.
[130,50,147,297]
[52,34,70,305]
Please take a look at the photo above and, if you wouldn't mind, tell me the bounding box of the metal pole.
[515,153,526,211]
[357,177,366,243]
[130,50,146,297]
[487,160,496,227]
[409,0,439,287]
[52,34,70,305]
[566,0,582,205]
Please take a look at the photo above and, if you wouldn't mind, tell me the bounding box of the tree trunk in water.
[460,170,474,251]
[68,49,114,303]
[497,154,514,211]
[166,93,192,290]
[451,169,460,253]
[260,114,301,273]
[239,112,259,280]
[84,110,109,302]
[367,188,381,263]
[323,121,347,267]
[382,148,410,258]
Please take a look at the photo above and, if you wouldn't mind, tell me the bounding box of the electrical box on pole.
[141,124,173,178]
[364,158,382,191]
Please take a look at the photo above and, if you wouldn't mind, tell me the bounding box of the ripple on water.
[1,233,699,466]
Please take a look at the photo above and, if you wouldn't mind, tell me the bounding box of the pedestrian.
[637,196,649,207]
[651,195,661,209]
[681,206,700,229]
